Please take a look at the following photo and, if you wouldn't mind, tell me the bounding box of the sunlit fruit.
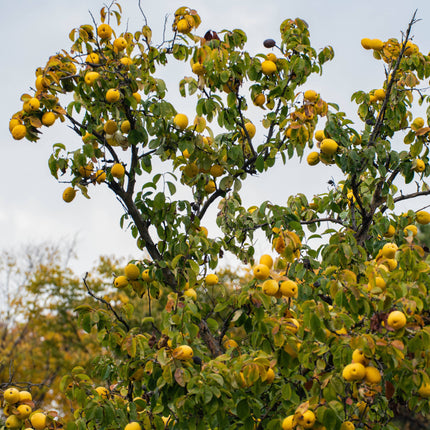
[387,310,406,329]
[18,390,32,402]
[192,63,205,75]
[368,38,384,50]
[95,386,109,399]
[243,122,256,139]
[381,243,398,259]
[104,120,118,135]
[204,180,216,194]
[364,366,382,384]
[314,130,325,142]
[97,24,113,39]
[124,422,142,430]
[259,254,273,269]
[374,89,385,100]
[120,120,131,133]
[28,97,40,111]
[361,38,372,49]
[8,118,21,132]
[418,382,430,398]
[177,19,191,33]
[79,162,93,178]
[253,93,266,107]
[297,410,316,429]
[282,415,296,430]
[111,163,125,178]
[172,345,193,360]
[106,88,120,103]
[86,53,100,64]
[17,404,32,419]
[261,60,277,75]
[113,37,127,51]
[265,368,275,383]
[184,288,197,300]
[320,138,338,156]
[125,263,140,280]
[266,53,277,62]
[114,276,129,288]
[342,362,366,381]
[279,280,298,298]
[35,75,50,91]
[384,225,396,237]
[385,258,397,271]
[253,264,270,280]
[414,159,426,172]
[42,112,56,126]
[142,269,151,282]
[261,279,279,296]
[11,124,27,140]
[30,412,47,430]
[209,164,224,178]
[5,415,21,429]
[4,387,20,404]
[132,92,141,103]
[62,187,76,203]
[404,224,418,237]
[416,210,430,225]
[120,57,133,66]
[95,170,106,184]
[304,90,318,102]
[340,422,355,430]
[411,117,425,131]
[374,276,386,289]
[205,274,218,285]
[174,113,188,130]
[85,71,100,85]
[352,349,369,365]
[307,151,320,166]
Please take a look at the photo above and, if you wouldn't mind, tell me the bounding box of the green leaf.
[255,155,264,172]
[236,399,250,420]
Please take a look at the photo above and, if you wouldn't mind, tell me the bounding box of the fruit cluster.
[1,387,48,430]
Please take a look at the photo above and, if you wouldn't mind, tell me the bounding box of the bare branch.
[300,217,346,227]
[82,273,130,331]
[137,0,148,26]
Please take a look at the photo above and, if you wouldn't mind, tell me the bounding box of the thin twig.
[82,273,130,331]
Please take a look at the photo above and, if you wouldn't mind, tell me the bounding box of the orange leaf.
[391,340,404,351]
[415,127,430,136]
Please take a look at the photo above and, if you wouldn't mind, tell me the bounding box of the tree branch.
[300,217,346,227]
[82,273,130,331]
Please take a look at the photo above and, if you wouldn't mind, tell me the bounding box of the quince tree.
[5,3,430,429]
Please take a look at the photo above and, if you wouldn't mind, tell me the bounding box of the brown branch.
[381,189,430,213]
[368,10,418,146]
[82,273,130,331]
[198,319,223,357]
[217,308,238,345]
[300,217,346,227]
[108,180,164,264]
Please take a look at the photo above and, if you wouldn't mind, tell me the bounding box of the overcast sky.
[3,0,430,274]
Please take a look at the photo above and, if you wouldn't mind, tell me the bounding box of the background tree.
[0,243,130,420]
[4,2,430,430]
